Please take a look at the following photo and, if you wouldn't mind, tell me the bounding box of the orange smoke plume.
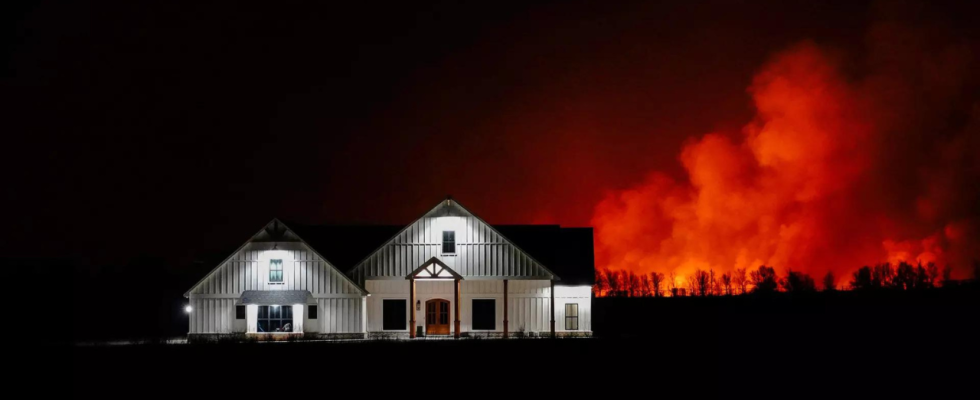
[592,35,980,281]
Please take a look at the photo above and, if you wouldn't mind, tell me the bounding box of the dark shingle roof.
[282,222,595,285]
[284,223,402,271]
[494,225,596,285]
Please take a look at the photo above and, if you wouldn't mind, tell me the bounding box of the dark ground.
[65,288,979,397]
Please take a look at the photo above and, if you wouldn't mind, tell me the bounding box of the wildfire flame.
[592,35,980,281]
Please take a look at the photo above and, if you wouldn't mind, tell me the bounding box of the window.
[382,299,407,330]
[565,303,579,331]
[472,299,496,330]
[269,259,283,283]
[442,231,455,254]
[308,305,317,319]
[236,305,246,320]
[257,305,293,332]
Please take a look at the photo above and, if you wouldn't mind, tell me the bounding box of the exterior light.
[184,305,193,313]
[416,300,421,311]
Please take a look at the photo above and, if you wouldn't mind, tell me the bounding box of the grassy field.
[68,288,978,397]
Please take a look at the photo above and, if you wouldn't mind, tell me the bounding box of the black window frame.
[236,305,246,320]
[269,259,284,283]
[308,305,318,319]
[257,305,293,332]
[442,230,456,254]
[382,299,407,331]
[565,303,579,331]
[471,299,496,330]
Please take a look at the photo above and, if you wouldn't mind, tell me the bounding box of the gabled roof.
[345,197,560,280]
[183,219,369,297]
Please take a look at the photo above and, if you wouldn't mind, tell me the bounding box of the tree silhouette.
[686,274,698,296]
[927,263,940,287]
[732,268,749,294]
[913,263,932,289]
[893,262,916,290]
[872,263,894,288]
[651,272,666,297]
[627,270,641,297]
[781,270,816,293]
[640,274,652,297]
[822,271,836,292]
[668,271,677,296]
[721,273,733,295]
[690,269,712,296]
[750,266,778,293]
[851,266,874,290]
[594,269,609,297]
[941,264,953,287]
[607,270,623,297]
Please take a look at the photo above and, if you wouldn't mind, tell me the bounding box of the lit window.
[236,305,246,320]
[565,303,579,331]
[257,305,293,332]
[269,259,283,283]
[442,231,455,254]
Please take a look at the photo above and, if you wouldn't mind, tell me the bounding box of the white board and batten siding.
[366,280,592,333]
[350,202,556,285]
[187,241,364,334]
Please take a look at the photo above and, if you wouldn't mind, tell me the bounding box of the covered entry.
[408,257,463,338]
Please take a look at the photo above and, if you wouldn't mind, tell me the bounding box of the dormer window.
[269,259,283,283]
[442,231,455,254]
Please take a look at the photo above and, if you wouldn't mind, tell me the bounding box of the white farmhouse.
[184,197,594,340]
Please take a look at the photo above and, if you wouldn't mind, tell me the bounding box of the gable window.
[472,299,496,330]
[269,259,283,283]
[308,305,318,319]
[565,303,579,331]
[257,305,293,332]
[442,231,456,254]
[382,299,407,330]
[236,305,246,320]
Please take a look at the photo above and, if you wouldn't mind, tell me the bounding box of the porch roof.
[239,290,315,305]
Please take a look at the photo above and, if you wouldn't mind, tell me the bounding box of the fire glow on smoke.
[591,36,980,281]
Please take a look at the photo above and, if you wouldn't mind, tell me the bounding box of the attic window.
[269,259,283,283]
[442,231,455,254]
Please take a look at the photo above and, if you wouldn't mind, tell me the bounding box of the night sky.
[5,0,979,274]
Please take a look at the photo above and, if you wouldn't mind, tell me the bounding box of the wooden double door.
[425,299,450,335]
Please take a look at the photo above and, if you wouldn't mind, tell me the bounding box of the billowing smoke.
[592,24,980,282]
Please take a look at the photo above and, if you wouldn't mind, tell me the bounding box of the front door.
[425,299,450,335]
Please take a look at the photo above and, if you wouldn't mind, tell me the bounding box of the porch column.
[410,278,416,339]
[550,279,556,338]
[454,278,461,339]
[503,279,509,339]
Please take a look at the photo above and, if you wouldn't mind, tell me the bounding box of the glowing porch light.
[184,305,193,313]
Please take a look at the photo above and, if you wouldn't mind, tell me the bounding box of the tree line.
[593,260,980,297]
